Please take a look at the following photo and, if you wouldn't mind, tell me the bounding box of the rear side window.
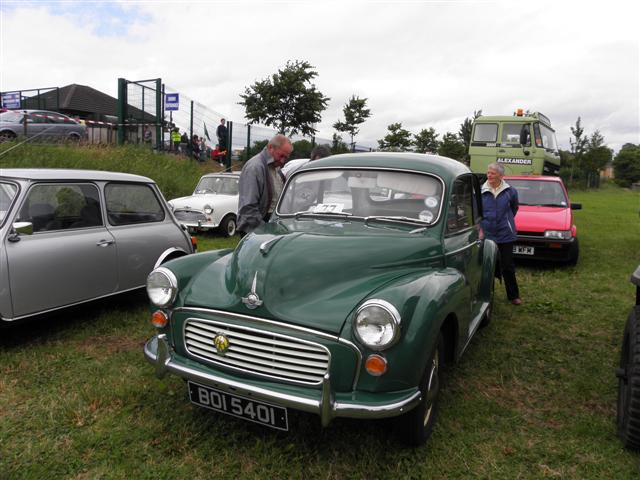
[446,175,475,233]
[105,183,165,225]
[472,124,498,142]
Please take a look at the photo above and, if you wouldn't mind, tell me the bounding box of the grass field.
[1,148,639,478]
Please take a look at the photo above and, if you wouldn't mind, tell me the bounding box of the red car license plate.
[188,381,289,431]
[513,245,534,255]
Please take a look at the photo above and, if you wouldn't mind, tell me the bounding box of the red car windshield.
[508,180,568,207]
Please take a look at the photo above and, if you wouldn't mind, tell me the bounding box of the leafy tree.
[242,139,268,161]
[582,130,612,188]
[437,132,466,161]
[239,60,330,136]
[458,109,482,162]
[333,95,371,151]
[569,117,588,183]
[414,127,440,154]
[378,123,413,151]
[331,133,350,154]
[291,139,314,159]
[613,143,640,187]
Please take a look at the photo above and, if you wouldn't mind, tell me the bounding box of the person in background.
[180,131,188,154]
[480,162,522,305]
[191,135,201,160]
[237,134,293,236]
[217,118,228,153]
[282,144,331,178]
[171,128,181,153]
[143,125,152,145]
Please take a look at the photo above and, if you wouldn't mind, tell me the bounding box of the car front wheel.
[220,215,237,237]
[397,333,444,446]
[617,306,640,451]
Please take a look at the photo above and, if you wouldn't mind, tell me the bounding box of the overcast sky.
[1,0,638,152]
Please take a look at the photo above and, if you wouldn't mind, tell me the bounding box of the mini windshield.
[509,180,568,207]
[194,176,239,195]
[0,111,24,123]
[0,182,18,225]
[278,169,444,224]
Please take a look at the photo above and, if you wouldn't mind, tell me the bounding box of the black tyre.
[397,333,444,446]
[220,215,237,237]
[617,306,640,451]
[567,238,579,266]
[0,130,16,143]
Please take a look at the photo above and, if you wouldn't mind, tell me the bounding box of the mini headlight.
[544,230,571,240]
[354,299,401,351]
[203,204,213,215]
[146,267,178,307]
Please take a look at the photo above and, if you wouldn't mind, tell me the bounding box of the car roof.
[202,172,240,178]
[505,175,563,183]
[1,168,155,183]
[302,152,470,179]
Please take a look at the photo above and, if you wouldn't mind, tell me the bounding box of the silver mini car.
[0,169,195,322]
[0,110,86,142]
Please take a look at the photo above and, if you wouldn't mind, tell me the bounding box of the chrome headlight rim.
[353,299,401,351]
[544,229,571,240]
[146,267,178,308]
[203,204,213,215]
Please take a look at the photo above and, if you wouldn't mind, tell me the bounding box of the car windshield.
[278,168,444,225]
[0,111,24,123]
[0,181,18,225]
[509,179,568,206]
[194,176,239,195]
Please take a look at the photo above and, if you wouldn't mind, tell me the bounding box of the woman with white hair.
[480,162,522,305]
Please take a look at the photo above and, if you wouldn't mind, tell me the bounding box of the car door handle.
[96,239,115,247]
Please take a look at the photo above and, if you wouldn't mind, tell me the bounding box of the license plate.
[188,381,289,431]
[513,245,534,255]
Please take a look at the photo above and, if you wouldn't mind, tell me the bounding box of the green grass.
[1,148,640,478]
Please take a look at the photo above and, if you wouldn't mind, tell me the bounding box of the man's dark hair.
[310,144,331,160]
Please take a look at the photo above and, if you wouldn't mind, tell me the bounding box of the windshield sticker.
[313,203,344,213]
[419,210,434,223]
[425,196,438,208]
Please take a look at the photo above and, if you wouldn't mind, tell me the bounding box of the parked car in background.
[169,172,239,237]
[505,175,581,265]
[617,265,640,451]
[0,110,86,142]
[144,152,497,446]
[0,169,195,323]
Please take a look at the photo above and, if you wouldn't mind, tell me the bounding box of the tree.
[331,133,350,154]
[458,109,482,163]
[414,127,440,154]
[239,60,330,136]
[569,117,588,183]
[582,130,612,188]
[613,143,640,188]
[378,123,413,151]
[333,95,371,151]
[437,132,466,161]
[291,139,313,160]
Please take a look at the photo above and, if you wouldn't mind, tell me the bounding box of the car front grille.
[174,210,206,222]
[183,319,330,385]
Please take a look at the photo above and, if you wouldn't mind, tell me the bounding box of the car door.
[5,182,117,318]
[443,174,483,338]
[104,182,187,291]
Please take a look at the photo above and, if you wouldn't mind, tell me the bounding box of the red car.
[505,175,581,265]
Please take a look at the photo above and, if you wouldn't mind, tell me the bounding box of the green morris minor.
[144,152,497,445]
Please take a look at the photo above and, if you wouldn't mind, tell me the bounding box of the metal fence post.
[246,124,251,161]
[227,121,233,171]
[156,79,162,151]
[117,78,127,145]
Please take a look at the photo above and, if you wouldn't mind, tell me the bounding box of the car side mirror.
[8,221,33,242]
[571,203,582,210]
[631,265,640,287]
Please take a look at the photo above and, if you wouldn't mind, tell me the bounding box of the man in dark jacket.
[481,162,522,305]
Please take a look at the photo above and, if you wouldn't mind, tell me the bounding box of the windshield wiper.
[293,211,352,219]
[364,216,427,227]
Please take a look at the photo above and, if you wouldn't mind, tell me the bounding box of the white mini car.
[169,172,239,237]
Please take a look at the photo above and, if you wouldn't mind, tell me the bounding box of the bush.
[613,143,640,188]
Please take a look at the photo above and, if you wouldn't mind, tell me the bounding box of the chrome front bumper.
[144,334,422,427]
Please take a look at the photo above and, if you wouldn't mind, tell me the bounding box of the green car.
[144,152,497,445]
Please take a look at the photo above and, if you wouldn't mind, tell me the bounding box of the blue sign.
[2,92,21,109]
[165,93,179,111]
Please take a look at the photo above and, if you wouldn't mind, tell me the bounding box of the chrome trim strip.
[444,241,479,257]
[144,335,422,425]
[174,307,339,341]
[182,317,332,386]
[338,338,363,390]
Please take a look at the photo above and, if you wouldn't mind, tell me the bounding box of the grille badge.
[213,333,230,355]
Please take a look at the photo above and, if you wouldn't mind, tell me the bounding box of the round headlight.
[354,299,401,351]
[203,204,213,215]
[146,267,178,307]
